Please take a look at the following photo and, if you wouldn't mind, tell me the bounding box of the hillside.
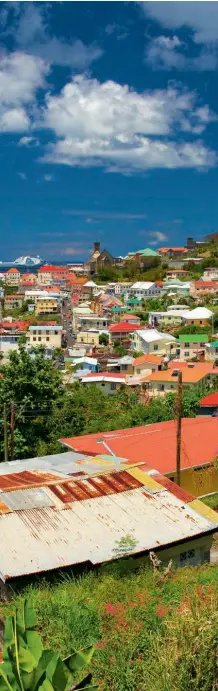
[2,563,218,691]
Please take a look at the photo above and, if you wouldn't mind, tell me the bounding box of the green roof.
[135,248,158,257]
[178,334,208,343]
[110,306,126,312]
[210,340,218,347]
[127,298,141,304]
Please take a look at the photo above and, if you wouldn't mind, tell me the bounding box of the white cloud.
[147,231,168,245]
[0,51,48,132]
[146,35,217,71]
[18,172,27,180]
[7,3,103,69]
[142,2,218,44]
[18,136,39,147]
[41,75,216,172]
[43,174,54,182]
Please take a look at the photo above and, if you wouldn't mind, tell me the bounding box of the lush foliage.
[2,564,218,691]
[0,346,201,460]
[0,597,96,691]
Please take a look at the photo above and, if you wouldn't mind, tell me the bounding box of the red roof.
[60,417,218,475]
[0,321,28,331]
[155,280,163,287]
[200,392,218,407]
[38,265,68,273]
[109,322,140,333]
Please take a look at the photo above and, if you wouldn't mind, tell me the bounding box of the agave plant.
[0,599,97,691]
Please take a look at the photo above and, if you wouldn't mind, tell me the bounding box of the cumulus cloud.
[0,51,48,132]
[41,75,216,171]
[18,136,39,147]
[146,35,217,71]
[6,3,102,69]
[142,2,218,44]
[147,231,168,245]
[43,173,54,182]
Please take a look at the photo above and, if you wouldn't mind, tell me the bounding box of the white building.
[132,328,176,356]
[202,268,218,282]
[128,282,161,299]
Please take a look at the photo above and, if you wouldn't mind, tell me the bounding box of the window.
[80,338,84,342]
[159,384,165,391]
[38,337,41,341]
[154,344,158,351]
[200,343,205,348]
[184,342,189,348]
[184,351,189,357]
[180,549,195,566]
[46,330,49,335]
[92,339,95,343]
[200,320,202,324]
[111,383,116,390]
[55,331,58,335]
[33,337,36,341]
[170,384,175,389]
[46,337,49,341]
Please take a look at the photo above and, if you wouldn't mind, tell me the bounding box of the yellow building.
[76,329,100,347]
[35,297,59,315]
[5,268,20,286]
[27,325,62,348]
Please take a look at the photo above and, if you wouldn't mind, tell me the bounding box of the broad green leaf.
[17,647,36,674]
[38,678,54,691]
[64,646,95,673]
[3,618,14,649]
[24,601,37,630]
[26,631,43,666]
[0,664,17,691]
[31,651,54,691]
[49,659,70,691]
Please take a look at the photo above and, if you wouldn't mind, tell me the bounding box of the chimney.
[94,241,100,253]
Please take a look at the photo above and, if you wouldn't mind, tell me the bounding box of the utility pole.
[10,402,15,462]
[176,371,182,486]
[3,404,8,463]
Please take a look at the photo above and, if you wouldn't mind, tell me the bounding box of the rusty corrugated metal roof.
[0,486,217,581]
[0,453,217,581]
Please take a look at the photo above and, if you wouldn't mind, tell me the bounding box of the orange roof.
[60,417,218,474]
[7,267,20,273]
[133,353,163,366]
[5,294,23,298]
[142,363,216,384]
[195,281,218,288]
[158,247,188,254]
[67,277,86,285]
[167,269,188,273]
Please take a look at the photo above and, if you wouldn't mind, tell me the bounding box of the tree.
[0,598,97,691]
[0,345,62,460]
[99,333,109,345]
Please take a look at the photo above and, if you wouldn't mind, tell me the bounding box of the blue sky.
[0,1,218,261]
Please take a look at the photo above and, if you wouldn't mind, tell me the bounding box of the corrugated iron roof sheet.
[0,451,217,581]
[0,487,217,581]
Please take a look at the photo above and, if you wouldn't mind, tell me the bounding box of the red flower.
[104,602,117,616]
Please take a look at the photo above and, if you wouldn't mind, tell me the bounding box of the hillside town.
[1,234,218,582]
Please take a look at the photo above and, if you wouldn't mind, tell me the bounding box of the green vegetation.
[202,493,218,510]
[0,598,96,691]
[2,563,218,691]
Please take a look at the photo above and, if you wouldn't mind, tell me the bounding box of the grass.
[201,493,218,510]
[2,563,218,690]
